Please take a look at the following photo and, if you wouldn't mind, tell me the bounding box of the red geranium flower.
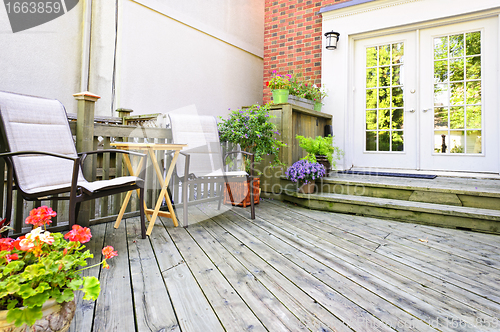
[102,246,118,259]
[64,225,92,243]
[25,206,57,227]
[5,253,18,262]
[0,238,14,252]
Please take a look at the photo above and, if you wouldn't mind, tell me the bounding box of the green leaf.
[81,276,100,300]
[19,284,37,299]
[23,264,46,279]
[6,306,43,327]
[0,281,21,297]
[67,278,83,291]
[24,292,50,308]
[3,260,24,275]
[6,299,18,310]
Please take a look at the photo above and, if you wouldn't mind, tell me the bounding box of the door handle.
[407,109,415,113]
[423,108,432,113]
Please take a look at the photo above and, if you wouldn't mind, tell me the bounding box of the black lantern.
[324,31,340,50]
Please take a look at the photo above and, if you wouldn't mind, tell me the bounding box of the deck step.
[318,174,500,210]
[283,190,500,234]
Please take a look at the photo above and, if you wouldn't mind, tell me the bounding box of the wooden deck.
[69,199,500,332]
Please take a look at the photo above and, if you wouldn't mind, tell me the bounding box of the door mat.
[339,171,437,179]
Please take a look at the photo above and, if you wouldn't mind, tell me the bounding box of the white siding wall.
[0,3,83,113]
[114,0,265,118]
[0,0,265,118]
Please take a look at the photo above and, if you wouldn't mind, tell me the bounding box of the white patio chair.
[0,91,147,238]
[168,113,256,227]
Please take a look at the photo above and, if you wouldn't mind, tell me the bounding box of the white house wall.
[0,2,83,113]
[321,0,500,171]
[0,0,264,118]
[114,0,265,118]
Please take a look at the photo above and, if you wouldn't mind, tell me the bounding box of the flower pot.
[288,95,314,110]
[0,299,76,332]
[315,155,331,174]
[298,181,316,194]
[314,102,322,112]
[223,178,260,207]
[272,89,289,104]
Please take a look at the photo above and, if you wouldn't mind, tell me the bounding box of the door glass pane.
[366,111,377,130]
[434,131,449,153]
[392,109,404,129]
[366,131,377,151]
[449,58,464,81]
[450,34,465,58]
[434,60,448,82]
[434,107,448,129]
[434,36,448,59]
[432,31,482,154]
[450,82,464,105]
[392,131,404,151]
[466,130,482,153]
[450,107,465,129]
[365,42,405,152]
[466,81,481,104]
[466,106,481,129]
[466,32,481,55]
[450,131,465,153]
[379,131,390,151]
[466,56,481,79]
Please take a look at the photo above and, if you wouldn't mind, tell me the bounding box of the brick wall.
[263,0,352,103]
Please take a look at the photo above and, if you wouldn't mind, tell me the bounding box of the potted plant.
[266,70,292,103]
[218,103,285,205]
[285,160,326,194]
[309,85,328,111]
[295,134,343,174]
[0,206,117,330]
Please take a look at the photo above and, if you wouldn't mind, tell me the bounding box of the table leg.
[146,150,181,235]
[114,154,148,229]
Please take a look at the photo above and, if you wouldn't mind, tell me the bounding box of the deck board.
[71,199,500,331]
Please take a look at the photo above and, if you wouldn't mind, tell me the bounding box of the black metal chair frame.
[0,149,147,238]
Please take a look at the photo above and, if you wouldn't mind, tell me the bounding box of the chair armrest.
[0,150,78,161]
[79,149,147,178]
[78,149,146,158]
[223,150,255,177]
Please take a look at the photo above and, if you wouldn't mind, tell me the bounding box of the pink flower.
[5,253,18,262]
[64,225,92,243]
[25,206,56,227]
[0,238,14,252]
[102,246,118,259]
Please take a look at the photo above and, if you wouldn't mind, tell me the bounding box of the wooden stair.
[282,173,500,234]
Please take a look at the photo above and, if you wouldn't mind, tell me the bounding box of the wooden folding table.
[111,142,186,236]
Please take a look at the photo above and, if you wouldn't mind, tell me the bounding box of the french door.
[353,17,498,173]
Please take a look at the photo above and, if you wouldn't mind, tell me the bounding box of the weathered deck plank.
[75,199,500,331]
[126,217,180,331]
[242,203,498,332]
[93,223,135,331]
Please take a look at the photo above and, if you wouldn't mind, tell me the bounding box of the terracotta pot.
[223,178,260,207]
[299,181,316,194]
[0,299,76,332]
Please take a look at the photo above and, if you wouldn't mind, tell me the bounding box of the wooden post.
[116,108,133,125]
[73,91,101,226]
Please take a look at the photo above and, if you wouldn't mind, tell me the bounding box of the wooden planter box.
[223,178,260,207]
[288,95,314,110]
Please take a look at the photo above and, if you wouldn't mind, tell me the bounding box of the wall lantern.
[324,31,340,50]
